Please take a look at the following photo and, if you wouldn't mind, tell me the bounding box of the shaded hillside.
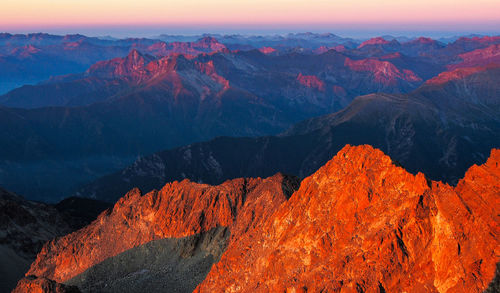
[77,65,500,202]
[0,47,433,201]
[0,188,109,292]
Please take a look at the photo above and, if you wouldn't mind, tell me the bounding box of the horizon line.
[1,25,499,39]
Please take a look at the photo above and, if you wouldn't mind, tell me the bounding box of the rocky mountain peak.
[358,37,390,48]
[14,145,500,292]
[196,145,499,292]
[25,174,299,283]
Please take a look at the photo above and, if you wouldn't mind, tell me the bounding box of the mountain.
[350,35,499,62]
[0,32,359,95]
[447,36,500,53]
[196,145,500,292]
[0,187,71,292]
[0,34,131,94]
[146,36,227,56]
[0,47,436,201]
[0,187,109,292]
[76,64,500,202]
[15,145,500,292]
[155,32,361,50]
[399,37,446,57]
[0,34,227,94]
[437,34,488,44]
[0,34,497,202]
[0,47,429,109]
[344,57,422,86]
[2,34,496,111]
[22,174,300,292]
[447,44,500,70]
[1,33,498,95]
[358,36,393,48]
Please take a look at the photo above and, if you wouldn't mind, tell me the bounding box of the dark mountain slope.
[76,65,500,202]
[0,188,71,292]
[0,47,435,201]
[0,187,109,292]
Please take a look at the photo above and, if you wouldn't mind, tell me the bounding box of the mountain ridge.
[15,144,500,292]
[75,63,500,202]
[196,144,499,292]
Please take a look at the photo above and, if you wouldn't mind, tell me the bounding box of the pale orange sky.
[1,0,499,27]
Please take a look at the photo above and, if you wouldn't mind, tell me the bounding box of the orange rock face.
[196,145,499,292]
[22,145,499,292]
[13,276,79,293]
[26,174,298,283]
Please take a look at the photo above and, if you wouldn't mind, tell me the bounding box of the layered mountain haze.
[2,34,497,202]
[15,145,500,292]
[0,33,497,95]
[77,63,500,202]
[0,45,431,109]
[3,34,498,110]
[0,34,229,94]
[0,37,452,201]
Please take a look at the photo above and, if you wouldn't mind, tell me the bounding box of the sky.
[1,0,499,37]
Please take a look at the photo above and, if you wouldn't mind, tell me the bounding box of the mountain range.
[0,32,498,293]
[0,35,498,201]
[13,144,500,292]
[1,32,497,94]
[0,34,228,94]
[75,63,500,202]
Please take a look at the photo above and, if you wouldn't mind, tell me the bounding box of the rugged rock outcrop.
[65,228,229,293]
[258,47,277,54]
[12,276,80,293]
[146,36,227,57]
[18,145,499,292]
[196,145,500,292]
[25,174,299,283]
